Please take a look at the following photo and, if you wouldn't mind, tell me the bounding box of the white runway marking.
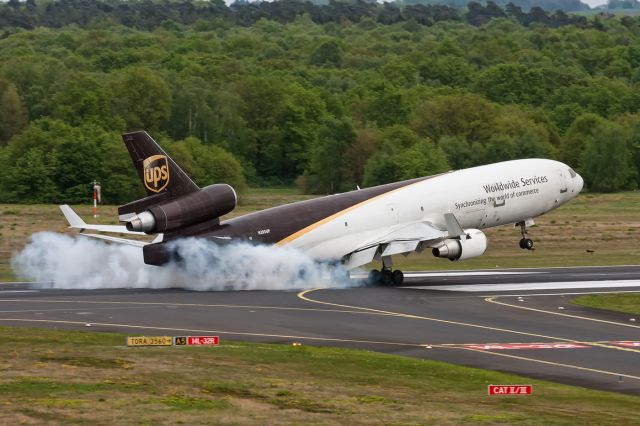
[404,271,545,278]
[403,280,640,292]
[0,290,39,294]
[350,271,545,279]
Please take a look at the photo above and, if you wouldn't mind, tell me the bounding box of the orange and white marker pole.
[92,180,101,218]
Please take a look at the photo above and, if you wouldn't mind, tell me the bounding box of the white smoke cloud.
[12,232,357,291]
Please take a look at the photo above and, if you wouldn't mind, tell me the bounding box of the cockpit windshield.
[568,168,577,178]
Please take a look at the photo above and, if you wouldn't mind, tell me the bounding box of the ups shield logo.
[143,155,170,193]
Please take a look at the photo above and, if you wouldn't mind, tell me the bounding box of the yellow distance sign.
[126,336,173,347]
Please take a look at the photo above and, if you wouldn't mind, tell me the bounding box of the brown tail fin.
[118,131,199,218]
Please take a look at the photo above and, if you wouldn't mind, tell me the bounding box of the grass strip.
[572,294,640,316]
[0,325,638,424]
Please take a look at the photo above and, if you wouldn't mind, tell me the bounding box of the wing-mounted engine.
[125,184,237,234]
[432,229,487,261]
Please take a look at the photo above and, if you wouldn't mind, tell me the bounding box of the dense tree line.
[401,0,590,12]
[0,1,639,204]
[0,0,595,31]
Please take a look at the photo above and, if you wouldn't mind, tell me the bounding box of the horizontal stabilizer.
[59,205,148,236]
[79,233,149,247]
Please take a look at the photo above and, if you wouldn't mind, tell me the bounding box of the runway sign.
[187,336,220,346]
[126,336,173,346]
[174,336,187,346]
[488,385,532,395]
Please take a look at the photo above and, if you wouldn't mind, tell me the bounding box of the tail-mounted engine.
[432,229,487,261]
[126,184,237,234]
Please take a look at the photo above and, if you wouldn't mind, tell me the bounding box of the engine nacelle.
[126,184,237,233]
[432,229,487,261]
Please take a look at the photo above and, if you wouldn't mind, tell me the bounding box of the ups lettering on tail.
[143,155,170,193]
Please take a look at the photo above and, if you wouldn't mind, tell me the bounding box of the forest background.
[0,0,639,205]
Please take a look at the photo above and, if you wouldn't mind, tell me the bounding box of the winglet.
[60,205,87,229]
[444,213,465,238]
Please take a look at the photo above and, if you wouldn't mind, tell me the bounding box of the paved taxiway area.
[1,265,639,394]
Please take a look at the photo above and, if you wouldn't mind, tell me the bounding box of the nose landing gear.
[517,220,534,250]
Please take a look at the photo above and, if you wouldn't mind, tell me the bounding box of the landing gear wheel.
[519,238,534,250]
[517,221,535,251]
[391,270,404,286]
[523,238,534,250]
[368,269,381,285]
[382,269,393,286]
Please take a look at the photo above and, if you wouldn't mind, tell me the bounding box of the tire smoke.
[12,232,356,291]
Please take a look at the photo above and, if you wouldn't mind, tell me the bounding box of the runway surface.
[1,265,640,394]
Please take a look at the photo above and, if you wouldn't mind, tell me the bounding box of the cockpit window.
[568,168,577,178]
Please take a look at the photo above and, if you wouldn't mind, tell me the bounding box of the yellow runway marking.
[486,296,640,329]
[297,289,640,360]
[0,317,428,348]
[0,299,395,316]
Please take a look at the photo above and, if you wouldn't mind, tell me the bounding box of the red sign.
[187,336,220,346]
[488,385,532,395]
[467,343,588,350]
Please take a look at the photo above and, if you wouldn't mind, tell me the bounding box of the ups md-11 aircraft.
[61,131,584,285]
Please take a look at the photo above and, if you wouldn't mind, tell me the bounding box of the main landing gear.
[517,220,534,250]
[368,256,404,286]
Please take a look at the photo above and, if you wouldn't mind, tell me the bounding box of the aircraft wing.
[343,221,448,270]
[60,205,147,235]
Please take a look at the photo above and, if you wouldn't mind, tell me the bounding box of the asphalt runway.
[1,265,640,394]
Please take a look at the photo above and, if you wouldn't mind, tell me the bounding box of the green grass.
[1,326,639,424]
[572,294,640,316]
[2,190,640,281]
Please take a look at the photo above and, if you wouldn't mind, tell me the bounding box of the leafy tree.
[51,75,121,129]
[309,40,342,68]
[111,68,171,132]
[164,136,247,194]
[0,77,27,146]
[579,121,634,192]
[303,116,356,194]
[391,139,450,181]
[560,113,606,167]
[363,125,448,186]
[411,94,496,143]
[343,127,379,186]
[0,119,141,203]
[475,63,546,105]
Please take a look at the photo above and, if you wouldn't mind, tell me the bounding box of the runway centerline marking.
[486,296,640,330]
[0,299,396,317]
[297,289,640,356]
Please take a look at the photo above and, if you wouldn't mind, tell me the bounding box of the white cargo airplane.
[61,131,584,285]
